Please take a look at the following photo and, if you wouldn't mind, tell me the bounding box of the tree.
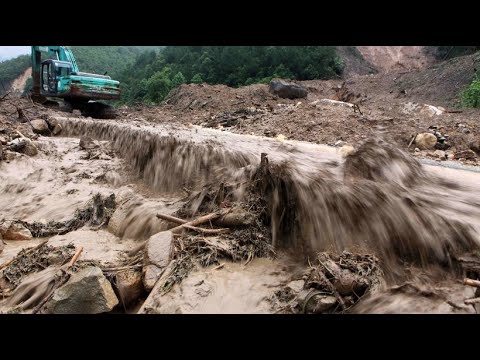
[172,72,186,87]
[146,67,172,103]
[191,73,203,84]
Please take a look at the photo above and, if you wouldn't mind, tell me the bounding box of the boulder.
[79,136,95,150]
[46,266,118,314]
[415,133,437,150]
[8,138,38,156]
[52,124,63,135]
[143,231,173,291]
[269,79,308,99]
[29,119,51,136]
[0,221,33,240]
[143,265,164,292]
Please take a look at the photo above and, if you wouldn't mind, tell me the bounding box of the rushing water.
[57,117,480,281]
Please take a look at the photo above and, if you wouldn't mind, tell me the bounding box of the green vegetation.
[462,74,480,108]
[119,46,343,104]
[0,46,163,94]
[0,54,30,91]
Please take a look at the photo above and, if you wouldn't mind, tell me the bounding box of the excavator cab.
[41,60,73,95]
[31,46,121,119]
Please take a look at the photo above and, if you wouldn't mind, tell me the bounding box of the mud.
[56,118,480,278]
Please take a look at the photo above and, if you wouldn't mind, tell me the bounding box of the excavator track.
[80,102,118,119]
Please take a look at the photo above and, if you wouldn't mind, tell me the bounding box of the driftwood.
[0,240,48,271]
[464,278,480,288]
[157,209,250,228]
[169,211,228,234]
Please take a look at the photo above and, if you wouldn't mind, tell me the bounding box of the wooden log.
[169,211,226,234]
[464,278,480,288]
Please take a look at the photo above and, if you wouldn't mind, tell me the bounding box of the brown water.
[3,117,480,313]
[57,117,480,278]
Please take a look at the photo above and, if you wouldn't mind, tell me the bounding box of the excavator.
[30,46,121,118]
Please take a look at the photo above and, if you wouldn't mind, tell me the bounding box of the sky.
[0,46,31,61]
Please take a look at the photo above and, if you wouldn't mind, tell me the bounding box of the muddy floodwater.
[2,117,480,314]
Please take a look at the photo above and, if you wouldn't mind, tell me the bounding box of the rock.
[0,239,4,253]
[414,147,420,153]
[115,269,144,307]
[4,150,17,161]
[447,153,455,160]
[79,136,95,150]
[287,280,305,293]
[29,119,51,136]
[45,117,58,128]
[72,109,82,116]
[52,124,63,135]
[23,139,38,156]
[461,128,471,134]
[143,231,173,291]
[264,129,276,138]
[145,231,172,268]
[0,142,2,161]
[340,145,355,157]
[269,79,308,99]
[456,149,477,161]
[143,265,164,292]
[415,133,437,150]
[469,139,480,155]
[433,150,446,160]
[334,140,345,147]
[8,138,38,156]
[46,266,118,314]
[0,136,7,145]
[0,221,33,240]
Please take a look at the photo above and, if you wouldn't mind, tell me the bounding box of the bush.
[462,76,480,108]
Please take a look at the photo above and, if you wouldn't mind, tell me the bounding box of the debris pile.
[270,251,383,313]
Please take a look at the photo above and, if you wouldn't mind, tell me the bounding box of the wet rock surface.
[46,266,118,314]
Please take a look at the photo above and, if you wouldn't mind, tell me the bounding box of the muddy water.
[57,118,480,275]
[3,116,480,313]
[140,256,301,314]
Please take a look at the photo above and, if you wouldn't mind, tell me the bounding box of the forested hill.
[119,46,343,104]
[0,46,163,93]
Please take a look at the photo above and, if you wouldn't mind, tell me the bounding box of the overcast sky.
[0,46,31,61]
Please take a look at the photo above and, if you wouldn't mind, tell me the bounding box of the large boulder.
[143,231,173,291]
[415,133,437,150]
[269,79,308,99]
[29,119,51,136]
[0,221,33,240]
[46,266,119,314]
[7,138,38,156]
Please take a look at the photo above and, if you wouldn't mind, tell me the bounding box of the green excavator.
[31,46,121,118]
